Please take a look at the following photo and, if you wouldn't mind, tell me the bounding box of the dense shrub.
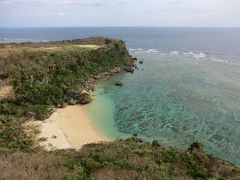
[0,138,239,179]
[0,115,35,153]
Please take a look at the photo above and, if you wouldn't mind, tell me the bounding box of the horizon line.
[1,26,240,28]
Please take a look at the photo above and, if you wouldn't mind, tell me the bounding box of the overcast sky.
[1,0,240,27]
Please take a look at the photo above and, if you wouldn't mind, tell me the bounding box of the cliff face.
[0,37,132,120]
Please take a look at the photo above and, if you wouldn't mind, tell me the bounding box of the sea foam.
[147,49,159,53]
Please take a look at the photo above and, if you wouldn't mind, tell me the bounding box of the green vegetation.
[1,137,239,179]
[0,38,130,118]
[0,37,131,153]
[0,115,36,153]
[0,37,239,179]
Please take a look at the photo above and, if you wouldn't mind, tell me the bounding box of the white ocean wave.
[129,48,237,65]
[180,51,206,59]
[170,51,180,55]
[129,48,144,51]
[210,58,229,63]
[181,51,233,64]
[147,49,159,53]
[181,51,234,64]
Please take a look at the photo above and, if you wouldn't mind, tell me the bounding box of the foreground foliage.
[1,137,239,179]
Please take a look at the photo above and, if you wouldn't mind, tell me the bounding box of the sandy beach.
[29,105,107,151]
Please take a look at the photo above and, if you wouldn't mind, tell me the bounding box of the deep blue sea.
[1,27,240,165]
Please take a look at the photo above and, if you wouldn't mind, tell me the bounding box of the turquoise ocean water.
[1,27,240,164]
[86,50,240,165]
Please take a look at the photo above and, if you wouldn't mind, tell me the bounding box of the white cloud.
[1,0,240,27]
[57,12,66,16]
[0,0,127,6]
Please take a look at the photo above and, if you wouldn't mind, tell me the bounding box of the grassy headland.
[0,37,239,179]
[0,37,132,152]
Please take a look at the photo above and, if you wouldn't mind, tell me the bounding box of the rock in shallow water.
[115,81,123,87]
[133,133,138,137]
[124,67,134,73]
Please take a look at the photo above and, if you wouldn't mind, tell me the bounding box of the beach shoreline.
[24,58,136,150]
[26,62,136,150]
[27,105,108,151]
